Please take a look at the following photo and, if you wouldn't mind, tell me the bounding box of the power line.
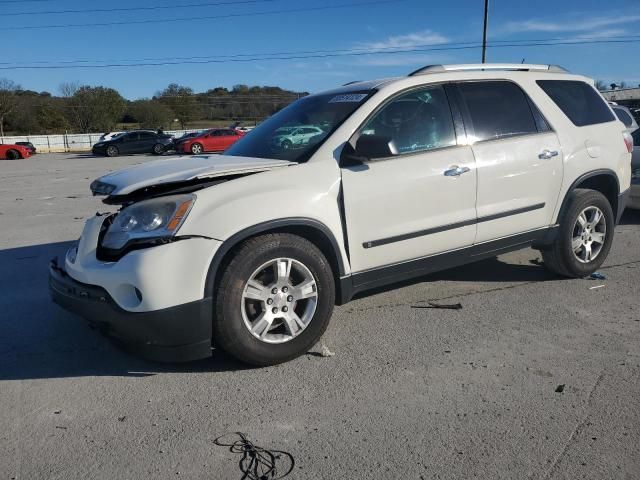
[2,37,639,70]
[3,34,638,67]
[4,0,404,30]
[4,0,280,16]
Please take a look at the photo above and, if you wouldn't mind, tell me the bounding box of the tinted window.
[360,84,456,155]
[458,81,538,141]
[537,80,615,127]
[612,106,634,128]
[139,132,155,140]
[632,129,640,147]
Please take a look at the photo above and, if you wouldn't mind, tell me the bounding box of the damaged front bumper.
[49,257,213,362]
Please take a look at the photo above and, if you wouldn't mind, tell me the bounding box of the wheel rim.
[241,257,318,344]
[572,206,606,263]
[107,146,116,156]
[192,144,202,154]
[154,144,163,153]
[282,141,291,150]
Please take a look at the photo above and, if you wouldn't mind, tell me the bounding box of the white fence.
[0,130,192,153]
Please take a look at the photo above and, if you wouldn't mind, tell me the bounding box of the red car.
[177,128,244,155]
[0,143,32,160]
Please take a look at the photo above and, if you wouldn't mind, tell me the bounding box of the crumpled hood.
[92,154,294,195]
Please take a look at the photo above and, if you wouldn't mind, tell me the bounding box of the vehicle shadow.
[351,253,557,301]
[619,208,640,225]
[0,241,250,382]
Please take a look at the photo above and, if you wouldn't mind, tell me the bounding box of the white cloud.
[356,30,449,50]
[504,14,640,33]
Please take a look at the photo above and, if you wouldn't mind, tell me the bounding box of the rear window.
[536,80,615,127]
[457,81,539,142]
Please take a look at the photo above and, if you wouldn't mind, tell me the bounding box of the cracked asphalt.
[1,153,639,479]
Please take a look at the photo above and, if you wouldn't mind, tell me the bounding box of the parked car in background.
[171,131,202,152]
[610,103,639,133]
[92,130,173,157]
[99,132,125,142]
[271,125,324,150]
[177,128,244,154]
[629,128,640,209]
[0,144,33,160]
[15,141,36,154]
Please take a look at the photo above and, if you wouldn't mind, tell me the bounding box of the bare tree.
[594,80,608,91]
[0,78,20,137]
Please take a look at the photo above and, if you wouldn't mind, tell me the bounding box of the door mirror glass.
[355,134,398,159]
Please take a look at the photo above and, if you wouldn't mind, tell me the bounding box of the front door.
[341,84,478,273]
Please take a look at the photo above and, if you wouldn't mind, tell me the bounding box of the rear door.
[138,131,158,153]
[455,80,563,243]
[341,83,478,273]
[119,132,140,154]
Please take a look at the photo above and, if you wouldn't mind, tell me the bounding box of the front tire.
[152,143,165,155]
[541,189,614,277]
[214,233,335,366]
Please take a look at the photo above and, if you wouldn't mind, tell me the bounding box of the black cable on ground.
[214,432,295,479]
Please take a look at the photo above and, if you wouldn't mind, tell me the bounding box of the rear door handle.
[538,149,559,160]
[444,165,470,177]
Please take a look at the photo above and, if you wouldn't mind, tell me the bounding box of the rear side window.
[612,106,634,128]
[457,81,538,142]
[536,80,615,127]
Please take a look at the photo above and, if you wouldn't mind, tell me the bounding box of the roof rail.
[408,64,569,76]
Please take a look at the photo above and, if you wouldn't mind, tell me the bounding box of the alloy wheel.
[572,206,606,263]
[241,257,318,344]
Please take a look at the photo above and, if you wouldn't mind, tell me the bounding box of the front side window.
[537,80,615,127]
[225,91,372,162]
[360,84,456,155]
[458,81,538,142]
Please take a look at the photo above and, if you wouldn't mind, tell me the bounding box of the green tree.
[0,78,20,137]
[128,99,173,129]
[63,85,126,133]
[156,83,196,129]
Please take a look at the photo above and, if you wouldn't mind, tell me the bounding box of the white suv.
[50,64,633,365]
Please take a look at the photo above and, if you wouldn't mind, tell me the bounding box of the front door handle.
[444,165,470,177]
[538,149,559,160]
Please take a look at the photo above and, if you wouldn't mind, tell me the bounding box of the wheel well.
[207,223,346,306]
[7,149,21,159]
[571,173,619,215]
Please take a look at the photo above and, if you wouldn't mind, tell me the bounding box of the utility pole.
[482,0,489,63]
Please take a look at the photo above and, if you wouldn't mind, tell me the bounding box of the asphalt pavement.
[1,153,639,479]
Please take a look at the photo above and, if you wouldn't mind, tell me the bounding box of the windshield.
[225,90,372,162]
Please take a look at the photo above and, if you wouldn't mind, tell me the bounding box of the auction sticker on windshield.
[329,93,368,103]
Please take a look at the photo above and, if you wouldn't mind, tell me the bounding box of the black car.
[92,130,173,157]
[15,141,36,154]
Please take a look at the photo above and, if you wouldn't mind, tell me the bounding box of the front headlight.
[102,194,195,250]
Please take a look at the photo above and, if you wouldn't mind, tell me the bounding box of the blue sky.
[3,0,639,99]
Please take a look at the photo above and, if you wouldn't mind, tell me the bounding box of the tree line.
[0,78,306,136]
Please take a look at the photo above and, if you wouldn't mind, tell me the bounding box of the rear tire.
[105,145,119,157]
[190,143,203,155]
[214,233,335,366]
[5,149,21,160]
[541,189,614,278]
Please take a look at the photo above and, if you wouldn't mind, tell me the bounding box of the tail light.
[623,131,634,153]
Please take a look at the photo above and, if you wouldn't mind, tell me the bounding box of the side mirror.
[355,134,398,159]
